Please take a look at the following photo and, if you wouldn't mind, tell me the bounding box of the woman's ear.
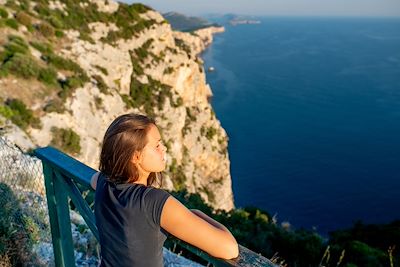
[131,151,141,164]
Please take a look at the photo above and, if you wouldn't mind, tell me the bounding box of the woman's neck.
[134,172,149,186]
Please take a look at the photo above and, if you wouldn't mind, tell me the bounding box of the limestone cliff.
[0,0,233,210]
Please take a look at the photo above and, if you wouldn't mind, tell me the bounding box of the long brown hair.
[99,113,162,186]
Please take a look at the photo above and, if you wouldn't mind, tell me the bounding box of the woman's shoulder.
[132,186,170,227]
[142,186,171,201]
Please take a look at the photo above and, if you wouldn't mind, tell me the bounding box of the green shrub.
[2,35,29,59]
[101,4,156,44]
[46,54,87,78]
[55,30,64,38]
[128,40,180,113]
[131,58,144,76]
[18,0,30,11]
[131,3,151,13]
[50,127,81,155]
[100,30,118,44]
[205,127,217,140]
[328,220,400,267]
[163,66,174,75]
[32,0,106,37]
[4,0,19,9]
[46,53,90,92]
[0,8,8,18]
[0,36,43,80]
[182,108,198,136]
[120,93,134,108]
[92,75,109,94]
[166,46,178,55]
[94,65,108,75]
[2,53,40,79]
[128,73,175,115]
[33,3,51,17]
[172,96,183,107]
[79,32,95,44]
[343,241,387,267]
[200,126,217,140]
[0,104,13,119]
[168,158,187,190]
[0,183,39,266]
[114,4,141,28]
[38,67,58,86]
[58,73,88,99]
[58,81,75,99]
[0,67,7,77]
[61,1,105,31]
[48,15,64,29]
[29,41,53,54]
[4,98,41,130]
[94,96,103,109]
[133,39,153,63]
[15,11,31,26]
[5,18,18,30]
[46,54,72,69]
[186,107,196,122]
[37,22,55,37]
[174,38,191,55]
[43,98,65,113]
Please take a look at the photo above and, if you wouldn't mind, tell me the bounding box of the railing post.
[43,162,75,267]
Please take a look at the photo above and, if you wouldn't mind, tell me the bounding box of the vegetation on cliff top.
[1,0,157,43]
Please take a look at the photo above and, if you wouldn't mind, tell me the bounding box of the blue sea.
[201,17,400,235]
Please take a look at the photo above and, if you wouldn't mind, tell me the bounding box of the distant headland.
[229,19,261,25]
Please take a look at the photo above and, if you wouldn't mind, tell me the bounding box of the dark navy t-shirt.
[94,173,171,267]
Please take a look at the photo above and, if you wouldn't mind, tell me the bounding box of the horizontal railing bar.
[170,237,276,267]
[35,147,95,189]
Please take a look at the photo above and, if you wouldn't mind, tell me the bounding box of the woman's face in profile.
[137,124,167,174]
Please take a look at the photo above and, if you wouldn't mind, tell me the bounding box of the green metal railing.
[34,146,276,267]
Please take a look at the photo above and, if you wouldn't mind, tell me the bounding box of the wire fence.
[0,136,46,201]
[0,136,53,266]
[0,136,100,266]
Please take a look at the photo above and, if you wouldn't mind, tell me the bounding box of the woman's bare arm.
[160,196,239,259]
[190,209,229,231]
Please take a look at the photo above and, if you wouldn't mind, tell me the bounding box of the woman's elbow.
[227,241,239,259]
[219,240,239,259]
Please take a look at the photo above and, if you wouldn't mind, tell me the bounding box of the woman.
[91,113,238,267]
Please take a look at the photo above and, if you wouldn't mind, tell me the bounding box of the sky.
[120,0,400,17]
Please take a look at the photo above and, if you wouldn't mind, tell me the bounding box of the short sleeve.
[96,172,107,191]
[143,188,170,227]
